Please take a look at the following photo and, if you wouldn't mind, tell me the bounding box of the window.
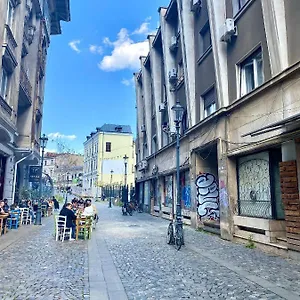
[6,0,15,29]
[240,49,263,96]
[0,68,9,99]
[106,142,111,152]
[178,60,184,80]
[233,0,249,15]
[203,87,216,118]
[199,22,212,56]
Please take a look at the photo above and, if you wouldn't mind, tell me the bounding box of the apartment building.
[0,0,70,203]
[135,0,300,255]
[83,124,135,198]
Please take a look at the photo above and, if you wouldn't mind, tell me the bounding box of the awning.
[241,112,300,137]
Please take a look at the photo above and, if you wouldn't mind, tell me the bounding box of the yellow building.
[83,124,135,198]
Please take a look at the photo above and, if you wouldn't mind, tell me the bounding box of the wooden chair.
[41,205,48,217]
[76,216,93,240]
[21,208,31,225]
[6,210,21,229]
[55,215,72,242]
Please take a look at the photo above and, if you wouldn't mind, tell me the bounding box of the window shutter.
[203,87,216,108]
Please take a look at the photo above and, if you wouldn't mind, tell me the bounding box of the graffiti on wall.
[182,186,191,208]
[196,173,220,220]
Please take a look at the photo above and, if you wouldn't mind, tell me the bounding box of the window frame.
[202,86,217,119]
[0,68,9,100]
[105,142,111,153]
[232,0,250,16]
[239,48,264,97]
[199,21,212,57]
[6,0,15,30]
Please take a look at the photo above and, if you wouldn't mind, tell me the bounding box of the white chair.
[21,208,31,225]
[55,215,72,242]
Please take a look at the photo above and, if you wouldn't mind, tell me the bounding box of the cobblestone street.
[1,203,300,299]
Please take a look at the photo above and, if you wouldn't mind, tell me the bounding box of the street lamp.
[65,172,70,204]
[109,170,113,208]
[35,133,48,225]
[167,100,184,249]
[123,155,129,205]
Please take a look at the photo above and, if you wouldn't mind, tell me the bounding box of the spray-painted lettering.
[195,173,220,220]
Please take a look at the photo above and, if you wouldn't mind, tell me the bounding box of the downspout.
[11,151,33,204]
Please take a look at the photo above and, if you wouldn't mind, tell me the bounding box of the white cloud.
[132,21,151,35]
[99,28,149,71]
[121,77,134,86]
[89,45,103,54]
[68,40,81,53]
[48,132,77,141]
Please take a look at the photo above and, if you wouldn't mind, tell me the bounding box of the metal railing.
[0,94,12,117]
[20,67,32,102]
[238,200,272,219]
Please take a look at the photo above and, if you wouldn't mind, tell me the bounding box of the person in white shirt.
[82,200,94,217]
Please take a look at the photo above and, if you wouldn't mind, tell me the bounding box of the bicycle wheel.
[175,225,183,250]
[166,222,174,245]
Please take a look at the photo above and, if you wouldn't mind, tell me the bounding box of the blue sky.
[43,0,170,154]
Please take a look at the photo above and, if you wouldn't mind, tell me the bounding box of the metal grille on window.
[237,152,272,219]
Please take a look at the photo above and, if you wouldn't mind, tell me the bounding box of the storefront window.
[164,175,173,208]
[180,170,191,209]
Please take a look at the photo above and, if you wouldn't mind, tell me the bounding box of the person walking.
[53,196,59,211]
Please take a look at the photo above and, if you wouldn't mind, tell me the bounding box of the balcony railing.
[20,67,32,102]
[0,94,13,117]
[3,24,17,55]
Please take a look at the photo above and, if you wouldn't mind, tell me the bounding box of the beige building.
[135,0,300,256]
[0,0,70,203]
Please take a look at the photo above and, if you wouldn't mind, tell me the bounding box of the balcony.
[2,25,18,72]
[0,94,13,118]
[19,67,32,104]
[39,53,46,78]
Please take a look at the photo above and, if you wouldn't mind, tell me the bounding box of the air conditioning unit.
[220,19,237,43]
[191,0,202,12]
[159,103,166,112]
[169,36,178,52]
[168,68,177,83]
[141,125,146,132]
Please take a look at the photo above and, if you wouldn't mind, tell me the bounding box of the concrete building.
[83,124,135,198]
[135,0,300,255]
[0,0,70,203]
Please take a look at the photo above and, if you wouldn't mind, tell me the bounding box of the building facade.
[0,0,70,203]
[135,0,300,255]
[83,124,135,198]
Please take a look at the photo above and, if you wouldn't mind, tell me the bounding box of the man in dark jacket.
[52,196,59,211]
[59,203,76,239]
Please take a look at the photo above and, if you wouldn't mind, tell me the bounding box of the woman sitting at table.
[59,203,76,240]
[82,200,94,217]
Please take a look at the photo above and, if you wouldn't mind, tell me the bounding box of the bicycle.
[166,219,184,250]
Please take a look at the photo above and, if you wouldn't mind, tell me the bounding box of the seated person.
[82,200,94,217]
[3,199,10,213]
[59,203,76,239]
[0,200,9,215]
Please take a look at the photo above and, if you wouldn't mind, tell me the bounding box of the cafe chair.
[55,215,72,242]
[20,208,31,225]
[76,216,93,240]
[7,210,21,229]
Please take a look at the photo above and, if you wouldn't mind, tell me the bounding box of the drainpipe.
[11,151,33,204]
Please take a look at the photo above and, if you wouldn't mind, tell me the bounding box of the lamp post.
[35,133,48,225]
[109,170,113,208]
[64,172,70,204]
[172,100,184,227]
[96,174,99,201]
[123,155,129,204]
